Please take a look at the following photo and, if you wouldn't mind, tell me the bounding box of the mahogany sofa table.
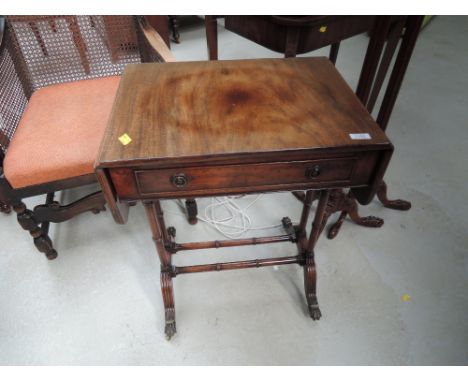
[95,57,393,339]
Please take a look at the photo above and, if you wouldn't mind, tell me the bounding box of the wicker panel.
[0,31,27,152]
[6,16,143,91]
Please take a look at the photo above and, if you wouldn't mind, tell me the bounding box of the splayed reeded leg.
[301,190,330,320]
[144,200,177,340]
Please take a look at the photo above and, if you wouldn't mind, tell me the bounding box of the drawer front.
[134,158,356,197]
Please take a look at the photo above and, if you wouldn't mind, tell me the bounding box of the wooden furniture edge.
[352,144,394,205]
[95,168,128,224]
[138,17,176,63]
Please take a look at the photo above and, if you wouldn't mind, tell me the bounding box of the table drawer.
[134,158,356,196]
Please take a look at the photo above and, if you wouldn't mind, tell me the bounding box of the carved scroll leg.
[185,198,198,225]
[327,192,384,240]
[376,180,412,211]
[346,195,384,228]
[13,202,57,260]
[144,201,177,340]
[303,190,330,320]
[0,201,12,214]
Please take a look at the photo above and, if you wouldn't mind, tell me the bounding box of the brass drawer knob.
[305,165,321,179]
[171,173,188,188]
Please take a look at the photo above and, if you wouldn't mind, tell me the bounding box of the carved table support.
[294,189,384,239]
[325,189,384,239]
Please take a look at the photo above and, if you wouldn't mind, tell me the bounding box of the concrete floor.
[1,16,467,365]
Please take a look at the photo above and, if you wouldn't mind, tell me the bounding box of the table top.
[97,57,390,168]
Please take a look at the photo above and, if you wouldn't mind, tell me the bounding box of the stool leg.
[144,200,176,340]
[303,190,330,320]
[13,201,57,260]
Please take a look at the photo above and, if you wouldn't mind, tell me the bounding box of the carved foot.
[345,192,384,229]
[381,198,411,211]
[328,212,383,240]
[308,303,322,320]
[165,320,177,340]
[377,181,412,211]
[356,215,384,227]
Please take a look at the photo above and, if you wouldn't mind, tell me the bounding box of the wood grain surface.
[97,57,390,167]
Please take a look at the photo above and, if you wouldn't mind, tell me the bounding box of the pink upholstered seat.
[4,76,120,189]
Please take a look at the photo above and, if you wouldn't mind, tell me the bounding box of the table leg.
[355,16,392,105]
[185,198,198,225]
[303,190,330,320]
[366,19,406,114]
[143,200,176,340]
[297,190,316,236]
[328,42,340,65]
[376,16,424,131]
[205,16,218,60]
[169,16,180,44]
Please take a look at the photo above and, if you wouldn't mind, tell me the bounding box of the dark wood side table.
[95,58,393,339]
[205,16,424,239]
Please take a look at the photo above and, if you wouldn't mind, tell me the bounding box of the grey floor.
[1,16,467,365]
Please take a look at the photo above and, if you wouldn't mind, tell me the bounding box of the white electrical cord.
[165,195,296,239]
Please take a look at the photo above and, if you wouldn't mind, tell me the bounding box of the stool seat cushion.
[4,76,120,189]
